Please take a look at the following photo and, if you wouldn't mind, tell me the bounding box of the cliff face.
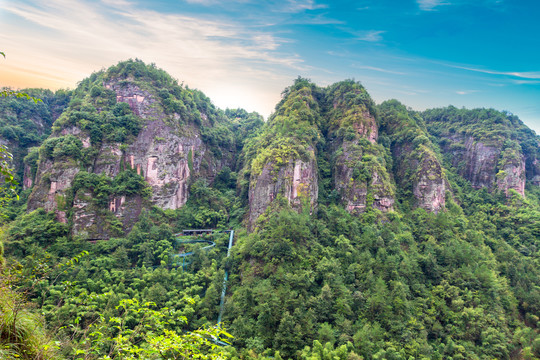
[245,81,458,229]
[423,107,539,197]
[531,158,540,187]
[246,80,321,229]
[26,60,235,238]
[326,81,395,213]
[248,153,318,227]
[496,150,526,196]
[379,100,449,213]
[435,135,529,196]
[460,136,500,189]
[18,64,539,238]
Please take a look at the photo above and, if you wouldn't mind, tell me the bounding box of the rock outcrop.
[496,152,526,196]
[249,151,318,227]
[18,63,538,239]
[246,80,321,229]
[423,107,539,197]
[432,134,528,197]
[531,158,540,187]
[326,81,395,213]
[379,100,449,212]
[26,60,236,238]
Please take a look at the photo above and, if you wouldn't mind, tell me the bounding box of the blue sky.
[1,0,539,133]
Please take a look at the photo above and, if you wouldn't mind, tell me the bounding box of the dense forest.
[0,60,539,359]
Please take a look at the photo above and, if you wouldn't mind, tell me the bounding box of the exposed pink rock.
[71,192,95,236]
[28,162,81,223]
[413,169,447,213]
[461,137,500,189]
[28,159,80,215]
[29,77,233,238]
[532,158,540,186]
[109,196,126,213]
[347,204,365,212]
[441,134,530,196]
[333,140,394,214]
[48,181,57,195]
[93,143,123,176]
[370,171,395,212]
[352,114,378,143]
[392,142,448,213]
[109,199,116,213]
[73,192,140,239]
[81,137,91,148]
[125,120,208,210]
[497,154,526,196]
[328,91,393,214]
[56,211,67,224]
[145,156,159,185]
[22,164,33,190]
[113,85,148,116]
[248,152,318,229]
[60,126,82,136]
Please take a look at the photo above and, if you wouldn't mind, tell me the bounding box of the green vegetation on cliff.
[0,64,539,359]
[0,88,70,179]
[248,78,322,177]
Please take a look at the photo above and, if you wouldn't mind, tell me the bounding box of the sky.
[1,0,539,133]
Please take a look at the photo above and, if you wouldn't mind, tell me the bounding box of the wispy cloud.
[289,13,344,25]
[355,30,385,42]
[184,0,217,5]
[450,65,540,79]
[0,0,309,117]
[352,64,406,75]
[183,0,251,5]
[511,79,540,85]
[395,90,418,95]
[279,0,327,13]
[417,0,450,11]
[456,90,479,95]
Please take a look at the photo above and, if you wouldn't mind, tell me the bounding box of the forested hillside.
[1,60,539,359]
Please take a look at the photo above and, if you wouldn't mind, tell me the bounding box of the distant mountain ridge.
[0,61,534,238]
[1,60,539,359]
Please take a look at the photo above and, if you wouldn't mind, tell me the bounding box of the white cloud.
[352,64,406,75]
[281,0,327,12]
[511,79,540,85]
[355,30,385,42]
[183,0,251,5]
[417,0,450,11]
[449,65,540,79]
[456,90,479,95]
[0,0,310,117]
[184,0,219,4]
[288,13,344,25]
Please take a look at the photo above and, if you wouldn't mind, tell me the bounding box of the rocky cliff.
[379,100,449,212]
[26,60,237,238]
[16,63,539,238]
[325,81,395,213]
[423,107,539,197]
[246,79,321,229]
